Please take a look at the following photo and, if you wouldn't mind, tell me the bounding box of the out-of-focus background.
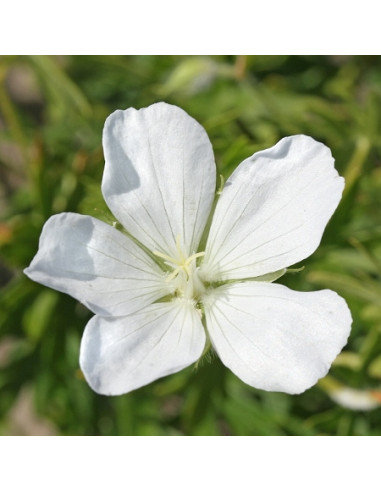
[1,55,381,436]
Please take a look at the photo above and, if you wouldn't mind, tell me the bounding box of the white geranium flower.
[330,387,381,411]
[24,102,352,396]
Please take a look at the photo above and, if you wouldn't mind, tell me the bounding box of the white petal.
[80,299,206,395]
[102,102,216,258]
[202,135,344,281]
[203,282,351,394]
[330,387,380,411]
[24,213,170,316]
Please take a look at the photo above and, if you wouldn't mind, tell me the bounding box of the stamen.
[152,250,180,265]
[153,238,206,288]
[166,267,182,282]
[185,251,205,263]
[176,234,186,263]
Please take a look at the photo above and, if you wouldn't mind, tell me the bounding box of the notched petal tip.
[80,301,206,396]
[101,101,217,258]
[23,212,171,317]
[203,134,345,282]
[204,282,352,395]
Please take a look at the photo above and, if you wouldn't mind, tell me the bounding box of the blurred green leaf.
[28,55,92,119]
[22,290,59,342]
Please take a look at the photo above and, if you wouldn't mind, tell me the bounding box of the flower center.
[153,236,206,300]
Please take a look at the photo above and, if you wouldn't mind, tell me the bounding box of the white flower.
[24,102,352,396]
[330,387,381,411]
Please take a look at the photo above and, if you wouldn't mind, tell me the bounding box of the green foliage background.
[1,55,381,435]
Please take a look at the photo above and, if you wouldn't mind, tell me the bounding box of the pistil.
[153,236,206,299]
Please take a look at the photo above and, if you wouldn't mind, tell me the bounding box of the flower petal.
[80,299,206,395]
[24,213,170,316]
[203,282,351,394]
[201,135,344,281]
[102,102,216,258]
